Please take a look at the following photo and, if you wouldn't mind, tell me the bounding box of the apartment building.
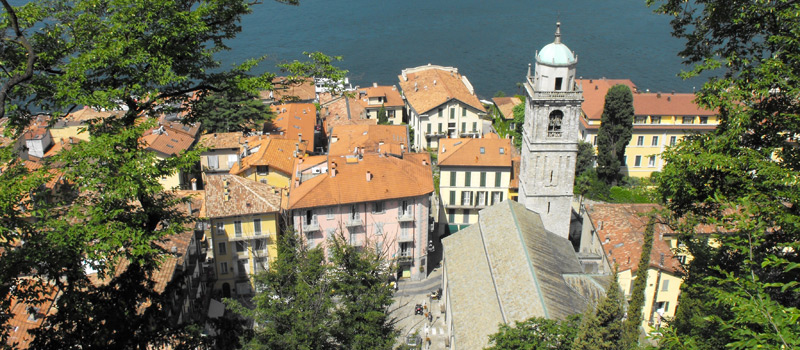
[354,83,405,125]
[438,136,513,232]
[398,64,487,150]
[229,137,308,188]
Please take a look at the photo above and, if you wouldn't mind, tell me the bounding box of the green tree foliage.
[0,0,344,347]
[595,85,634,185]
[646,0,800,348]
[512,101,525,149]
[190,84,274,133]
[485,315,582,350]
[377,105,389,125]
[621,217,655,348]
[575,140,595,178]
[231,229,397,349]
[573,271,625,350]
[494,90,506,98]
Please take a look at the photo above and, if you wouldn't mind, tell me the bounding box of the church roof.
[443,200,610,349]
[537,22,577,66]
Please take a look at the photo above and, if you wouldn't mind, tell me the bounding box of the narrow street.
[391,266,447,349]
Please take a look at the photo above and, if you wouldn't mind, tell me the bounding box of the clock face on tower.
[518,22,584,239]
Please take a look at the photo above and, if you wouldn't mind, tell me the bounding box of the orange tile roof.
[42,137,82,158]
[141,124,197,156]
[229,137,309,175]
[354,85,405,108]
[328,125,408,157]
[576,78,715,120]
[585,203,682,274]
[261,76,316,102]
[491,97,522,120]
[288,153,434,209]
[5,280,59,349]
[319,93,371,132]
[438,137,513,168]
[398,65,486,114]
[198,132,247,150]
[204,174,282,218]
[62,106,124,124]
[267,103,316,150]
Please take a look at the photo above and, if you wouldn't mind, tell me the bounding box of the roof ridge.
[228,175,280,211]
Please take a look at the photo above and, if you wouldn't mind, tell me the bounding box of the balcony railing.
[346,216,363,227]
[397,253,413,262]
[228,231,270,241]
[398,233,414,243]
[303,221,320,232]
[547,131,563,138]
[397,212,414,222]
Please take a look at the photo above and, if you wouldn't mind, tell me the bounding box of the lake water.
[221,0,708,99]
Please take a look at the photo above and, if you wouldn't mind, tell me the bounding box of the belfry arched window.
[548,110,563,137]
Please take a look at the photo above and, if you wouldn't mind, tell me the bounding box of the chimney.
[373,82,378,87]
[667,96,671,102]
[657,92,662,98]
[298,133,302,143]
[366,171,372,182]
[294,143,299,157]
[331,168,337,177]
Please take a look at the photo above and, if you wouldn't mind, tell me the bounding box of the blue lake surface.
[220,0,708,99]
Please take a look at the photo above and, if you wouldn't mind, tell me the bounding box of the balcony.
[345,216,363,227]
[229,231,270,242]
[398,233,414,243]
[424,131,447,138]
[397,253,413,262]
[397,212,414,222]
[302,221,320,232]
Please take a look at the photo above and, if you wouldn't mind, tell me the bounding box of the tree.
[485,315,582,350]
[573,270,625,350]
[595,85,634,185]
[494,90,506,98]
[191,84,274,133]
[575,140,595,178]
[646,0,800,349]
[230,228,397,349]
[0,0,344,347]
[511,101,525,149]
[377,105,389,125]
[621,216,655,348]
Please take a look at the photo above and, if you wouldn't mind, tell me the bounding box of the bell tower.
[518,22,583,238]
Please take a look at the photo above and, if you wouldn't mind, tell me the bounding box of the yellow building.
[438,136,514,232]
[49,107,124,142]
[141,122,200,190]
[204,175,282,297]
[586,203,684,334]
[578,79,718,178]
[229,137,308,188]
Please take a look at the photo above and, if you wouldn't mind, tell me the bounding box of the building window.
[651,136,659,146]
[207,155,219,169]
[326,207,335,219]
[305,210,315,225]
[237,259,248,277]
[699,116,708,124]
[477,191,487,206]
[462,107,467,117]
[350,205,359,220]
[480,172,486,186]
[555,77,563,91]
[649,156,656,167]
[450,171,456,186]
[448,209,454,223]
[495,171,502,187]
[227,154,238,169]
[462,191,472,206]
[218,242,227,255]
[593,136,597,145]
[637,136,644,146]
[651,116,661,124]
[438,108,443,117]
[492,191,503,204]
[547,110,563,137]
[216,222,225,235]
[669,136,677,146]
[480,147,485,154]
[401,200,410,216]
[256,166,269,175]
[449,191,456,205]
[399,242,412,257]
[461,122,466,132]
[426,123,431,134]
[472,122,477,132]
[236,241,247,253]
[662,279,670,292]
[374,223,384,235]
[220,262,228,274]
[234,221,242,237]
[254,219,262,235]
[464,172,471,186]
[372,201,384,213]
[623,156,628,166]
[450,108,455,119]
[438,123,443,133]
[255,257,268,273]
[682,116,694,124]
[255,239,266,251]
[463,210,470,224]
[634,116,647,124]
[634,155,642,167]
[499,147,505,155]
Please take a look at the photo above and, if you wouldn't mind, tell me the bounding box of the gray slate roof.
[443,200,610,350]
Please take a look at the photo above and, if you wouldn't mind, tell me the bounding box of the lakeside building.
[397,64,488,151]
[266,103,317,151]
[288,152,434,280]
[199,132,248,178]
[491,96,522,130]
[437,135,513,232]
[353,83,405,125]
[327,124,408,157]
[577,78,718,178]
[229,137,308,189]
[585,203,684,333]
[204,175,281,297]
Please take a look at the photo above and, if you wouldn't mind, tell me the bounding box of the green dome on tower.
[536,22,576,66]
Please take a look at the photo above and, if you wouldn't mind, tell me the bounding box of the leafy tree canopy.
[595,84,634,185]
[485,315,582,350]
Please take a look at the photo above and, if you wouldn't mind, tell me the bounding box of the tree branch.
[0,0,37,120]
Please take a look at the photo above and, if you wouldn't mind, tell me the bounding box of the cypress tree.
[621,216,656,348]
[595,85,634,185]
[573,268,626,350]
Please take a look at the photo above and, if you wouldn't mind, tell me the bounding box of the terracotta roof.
[585,203,682,274]
[354,85,405,108]
[328,124,408,157]
[576,78,715,121]
[229,137,308,175]
[267,103,316,150]
[398,65,486,114]
[5,280,59,349]
[492,96,522,120]
[204,174,282,218]
[160,120,200,138]
[261,76,316,102]
[438,137,513,167]
[288,153,434,209]
[319,93,371,132]
[198,132,246,150]
[61,106,124,124]
[43,137,82,158]
[141,124,197,156]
